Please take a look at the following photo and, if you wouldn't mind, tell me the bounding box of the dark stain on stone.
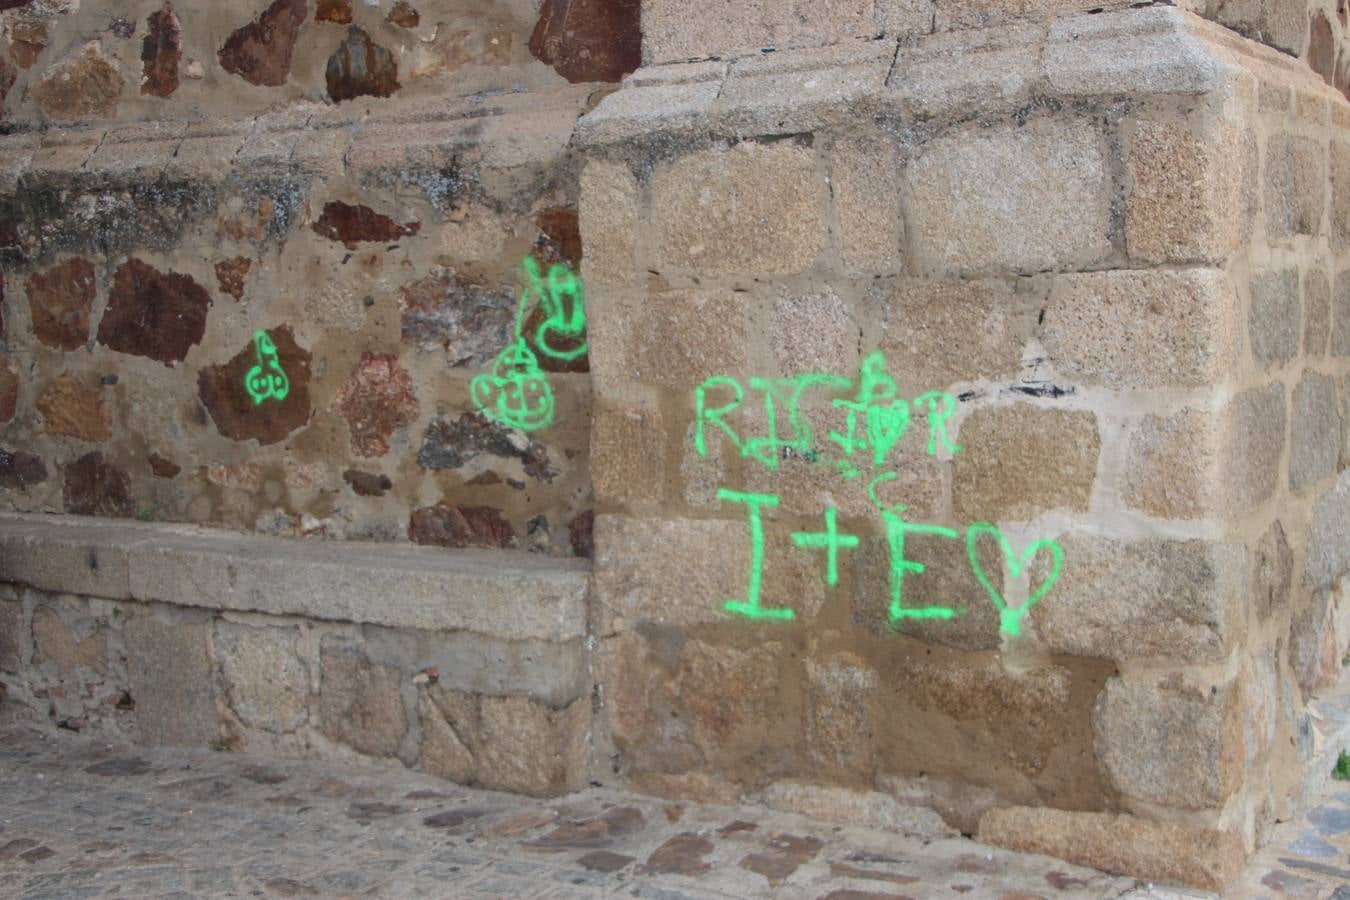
[219,0,307,88]
[643,832,714,876]
[214,256,252,300]
[0,364,17,423]
[577,849,634,872]
[0,55,14,119]
[198,325,312,445]
[64,453,134,518]
[404,789,455,800]
[0,839,38,860]
[326,26,400,102]
[830,861,921,886]
[818,891,916,900]
[0,1,33,10]
[313,200,419,250]
[740,834,825,886]
[108,17,137,39]
[466,470,502,486]
[239,765,288,784]
[1044,871,1087,890]
[26,257,96,350]
[85,757,152,776]
[568,509,594,558]
[316,0,352,23]
[717,820,758,835]
[529,0,640,84]
[1279,856,1350,879]
[344,469,391,496]
[523,805,645,851]
[417,412,556,482]
[18,845,55,863]
[422,808,488,829]
[533,207,582,267]
[387,1,419,28]
[97,259,211,366]
[398,267,514,366]
[408,503,516,549]
[346,801,409,823]
[263,878,315,896]
[0,450,47,489]
[147,453,180,478]
[141,1,181,98]
[1309,12,1336,87]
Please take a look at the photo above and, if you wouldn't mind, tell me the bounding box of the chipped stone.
[30,42,125,120]
[529,0,640,84]
[416,413,556,482]
[408,502,516,549]
[214,257,251,301]
[63,452,133,517]
[26,257,96,350]
[97,259,211,367]
[219,0,306,88]
[326,26,400,102]
[316,0,352,24]
[140,1,181,98]
[387,1,419,28]
[330,353,418,457]
[0,449,47,489]
[37,373,111,442]
[343,469,391,496]
[147,453,180,479]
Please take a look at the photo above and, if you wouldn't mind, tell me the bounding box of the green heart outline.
[965,522,1064,637]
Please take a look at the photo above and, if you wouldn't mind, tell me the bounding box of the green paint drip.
[244,330,290,405]
[884,510,960,624]
[965,522,1064,637]
[792,506,859,587]
[719,489,793,621]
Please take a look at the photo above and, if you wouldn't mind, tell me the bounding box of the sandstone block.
[952,404,1099,522]
[770,287,860,379]
[0,600,19,673]
[1044,8,1229,97]
[31,604,106,676]
[590,401,665,505]
[214,622,308,735]
[749,438,946,522]
[758,781,951,839]
[1332,139,1350,252]
[650,141,825,276]
[831,134,903,273]
[1092,675,1241,810]
[1290,371,1342,492]
[1029,536,1246,663]
[641,0,881,64]
[1290,589,1340,698]
[804,653,877,772]
[1224,384,1287,512]
[579,160,638,287]
[677,639,784,760]
[1042,268,1240,389]
[1253,520,1293,620]
[125,614,220,747]
[1305,266,1331,356]
[1265,132,1325,241]
[978,807,1246,893]
[907,121,1110,275]
[1249,267,1300,369]
[1305,469,1350,588]
[318,641,406,758]
[1210,0,1307,55]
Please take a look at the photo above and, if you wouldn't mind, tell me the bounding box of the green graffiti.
[720,488,794,621]
[473,257,587,431]
[916,391,961,456]
[792,505,859,587]
[965,523,1063,637]
[883,510,960,624]
[244,330,290,405]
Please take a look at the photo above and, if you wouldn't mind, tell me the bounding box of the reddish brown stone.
[0,55,13,118]
[214,257,252,300]
[141,1,181,97]
[326,26,400,102]
[9,17,49,69]
[0,449,47,489]
[529,0,640,84]
[0,1,34,10]
[0,360,16,424]
[312,201,419,250]
[330,352,419,457]
[388,1,419,27]
[147,453,180,478]
[343,469,391,496]
[568,509,594,558]
[644,833,714,876]
[521,303,588,374]
[97,259,211,366]
[576,850,634,872]
[398,268,514,366]
[523,806,645,850]
[465,470,502,486]
[408,503,516,549]
[740,834,825,887]
[1309,12,1336,86]
[26,258,96,351]
[316,0,352,23]
[197,326,312,445]
[37,373,111,442]
[219,0,307,88]
[30,42,125,120]
[64,452,133,517]
[533,207,582,267]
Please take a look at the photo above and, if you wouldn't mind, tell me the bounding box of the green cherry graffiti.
[244,330,290,406]
[521,256,587,362]
[964,523,1064,637]
[471,340,555,432]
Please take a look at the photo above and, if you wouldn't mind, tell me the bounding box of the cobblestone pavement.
[1234,779,1350,900]
[0,722,1332,900]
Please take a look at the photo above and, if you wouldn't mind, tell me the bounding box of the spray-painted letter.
[720,488,792,621]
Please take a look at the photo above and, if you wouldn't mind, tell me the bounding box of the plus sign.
[792,506,860,587]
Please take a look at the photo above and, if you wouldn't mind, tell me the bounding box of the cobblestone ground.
[0,721,1335,899]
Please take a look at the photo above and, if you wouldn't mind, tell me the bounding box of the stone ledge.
[0,514,590,643]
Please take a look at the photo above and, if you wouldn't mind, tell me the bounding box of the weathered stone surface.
[952,404,1099,521]
[1333,140,1350,253]
[6,16,46,70]
[590,402,663,505]
[1253,520,1293,620]
[25,257,96,350]
[215,622,308,735]
[1042,269,1239,389]
[63,452,133,517]
[408,503,516,549]
[330,353,418,457]
[878,279,1025,393]
[37,373,111,442]
[1092,675,1240,810]
[416,413,555,482]
[908,121,1109,275]
[832,134,903,272]
[760,782,950,839]
[1030,536,1246,663]
[343,469,391,497]
[326,26,400,102]
[678,639,782,756]
[579,160,637,287]
[1120,407,1213,519]
[978,807,1246,893]
[1225,384,1287,513]
[1249,267,1300,369]
[214,257,251,300]
[770,288,858,379]
[219,0,306,87]
[0,449,47,489]
[1308,10,1336,84]
[31,605,106,675]
[125,615,219,746]
[650,141,825,275]
[0,599,19,673]
[313,200,419,250]
[30,42,124,120]
[804,654,876,771]
[0,361,15,425]
[1290,589,1339,696]
[530,0,640,84]
[0,54,13,116]
[1290,372,1341,492]
[387,1,419,27]
[198,326,312,445]
[1305,469,1350,589]
[1265,133,1325,241]
[98,259,211,367]
[1333,269,1350,357]
[1305,266,1331,355]
[319,643,406,758]
[398,268,513,365]
[316,0,352,24]
[147,453,180,479]
[140,1,181,97]
[567,510,595,560]
[405,24,514,79]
